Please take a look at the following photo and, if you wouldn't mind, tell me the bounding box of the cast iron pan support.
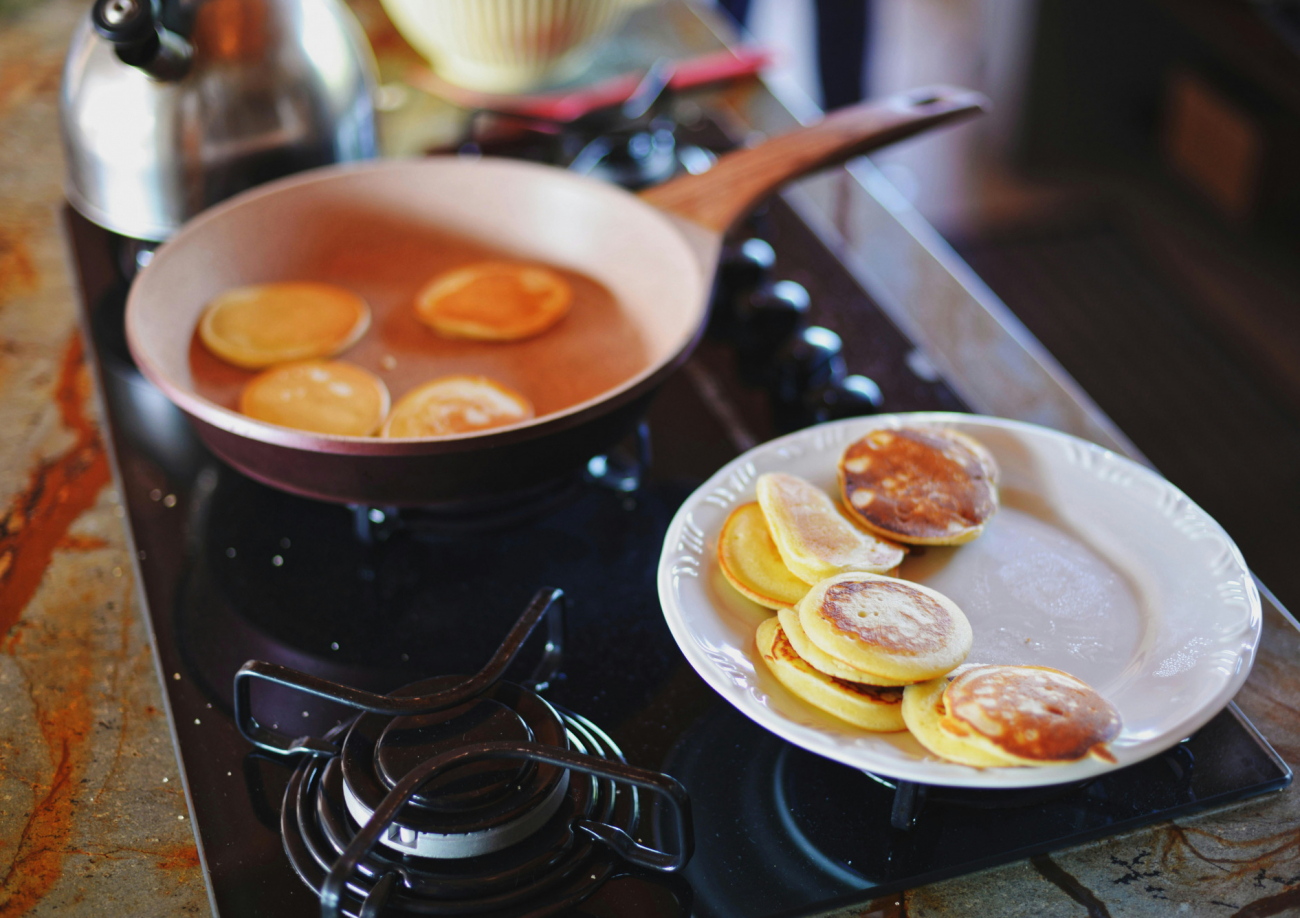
[318,742,694,918]
[233,587,566,756]
[234,586,693,917]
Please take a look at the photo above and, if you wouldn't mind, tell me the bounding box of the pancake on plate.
[199,282,370,369]
[796,571,972,684]
[415,262,572,341]
[776,607,910,686]
[756,472,904,584]
[240,360,390,436]
[718,502,810,609]
[382,375,533,438]
[937,664,1120,766]
[902,671,1019,767]
[756,617,905,732]
[839,426,999,545]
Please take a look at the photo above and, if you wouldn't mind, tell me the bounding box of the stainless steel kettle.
[60,0,378,241]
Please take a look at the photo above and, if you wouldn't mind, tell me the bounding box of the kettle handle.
[92,0,192,80]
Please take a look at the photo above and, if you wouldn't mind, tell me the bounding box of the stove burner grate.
[283,713,638,917]
[452,60,716,192]
[234,589,692,918]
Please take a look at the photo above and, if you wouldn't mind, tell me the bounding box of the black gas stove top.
[68,101,1289,918]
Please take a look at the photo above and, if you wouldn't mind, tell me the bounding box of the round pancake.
[199,282,370,369]
[415,262,572,341]
[902,674,1020,767]
[718,503,810,609]
[797,572,972,682]
[839,427,999,545]
[756,472,904,584]
[382,375,534,438]
[943,665,1121,765]
[239,360,390,436]
[756,617,905,732]
[776,607,910,686]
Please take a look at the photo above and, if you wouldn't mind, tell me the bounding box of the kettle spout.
[91,0,192,81]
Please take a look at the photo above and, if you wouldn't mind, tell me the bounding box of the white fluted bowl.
[382,0,650,92]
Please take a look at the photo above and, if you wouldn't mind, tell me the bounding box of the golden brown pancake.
[415,262,571,341]
[839,427,999,545]
[756,472,904,584]
[239,360,390,436]
[717,503,810,609]
[199,282,370,369]
[902,673,1020,767]
[796,572,972,683]
[943,665,1121,765]
[776,607,911,686]
[382,375,533,438]
[756,617,906,732]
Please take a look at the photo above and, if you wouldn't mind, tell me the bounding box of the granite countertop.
[1,0,1298,916]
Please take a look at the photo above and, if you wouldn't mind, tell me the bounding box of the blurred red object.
[408,47,772,123]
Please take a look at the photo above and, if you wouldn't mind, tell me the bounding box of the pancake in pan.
[797,572,972,683]
[199,282,370,369]
[718,502,811,609]
[756,617,906,732]
[776,607,911,686]
[415,262,572,341]
[839,427,999,545]
[756,472,904,584]
[382,375,533,438]
[239,360,389,436]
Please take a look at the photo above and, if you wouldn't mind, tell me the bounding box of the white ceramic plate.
[657,413,1262,788]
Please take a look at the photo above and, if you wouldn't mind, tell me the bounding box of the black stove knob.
[804,373,885,423]
[769,325,845,405]
[735,279,810,371]
[709,238,776,337]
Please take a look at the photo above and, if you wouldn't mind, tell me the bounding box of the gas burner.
[348,476,586,543]
[349,422,652,543]
[284,710,645,917]
[454,61,717,191]
[567,119,682,189]
[337,679,575,860]
[863,771,1090,831]
[235,589,692,918]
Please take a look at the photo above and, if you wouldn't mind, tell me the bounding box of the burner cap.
[339,677,573,858]
[285,709,641,914]
[375,699,534,811]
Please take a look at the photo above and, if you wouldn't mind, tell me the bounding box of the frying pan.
[125,86,986,507]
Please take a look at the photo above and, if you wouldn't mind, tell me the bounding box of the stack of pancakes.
[721,427,1121,768]
[755,572,972,733]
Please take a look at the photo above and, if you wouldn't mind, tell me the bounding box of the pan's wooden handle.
[639,85,987,232]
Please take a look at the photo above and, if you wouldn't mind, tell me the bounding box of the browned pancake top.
[840,428,996,539]
[820,580,951,655]
[944,665,1121,762]
[772,625,903,702]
